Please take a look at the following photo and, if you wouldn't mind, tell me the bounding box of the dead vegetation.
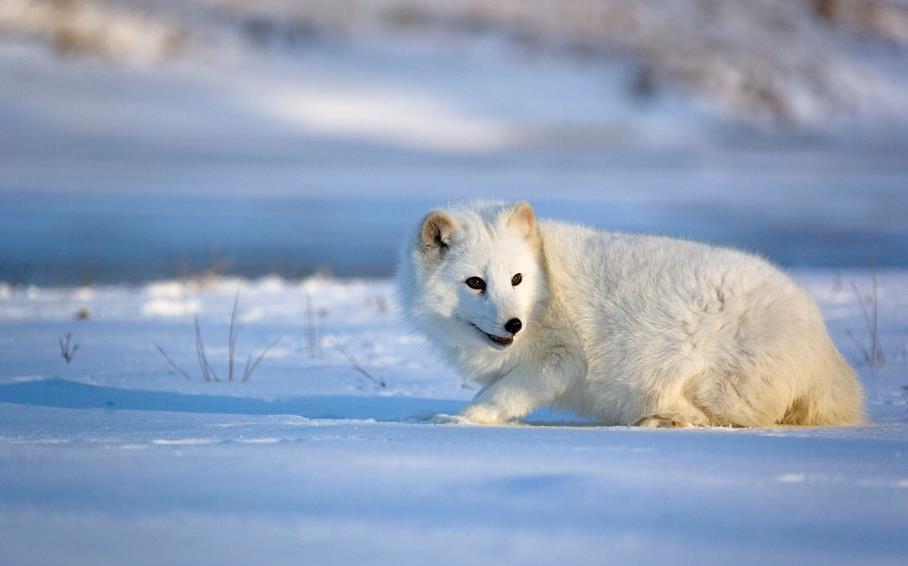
[304,292,321,360]
[846,257,889,373]
[154,290,281,382]
[332,342,387,389]
[4,0,908,127]
[154,343,192,381]
[58,332,79,364]
[1,0,187,62]
[811,0,908,42]
[373,0,908,127]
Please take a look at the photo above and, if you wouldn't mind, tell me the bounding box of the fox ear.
[507,201,537,240]
[421,211,457,259]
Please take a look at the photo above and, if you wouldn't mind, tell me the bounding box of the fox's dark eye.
[511,273,522,286]
[465,277,486,291]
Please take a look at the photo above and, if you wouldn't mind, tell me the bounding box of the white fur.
[397,201,865,427]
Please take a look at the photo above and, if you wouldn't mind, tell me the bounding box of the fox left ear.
[420,210,457,261]
[507,201,537,240]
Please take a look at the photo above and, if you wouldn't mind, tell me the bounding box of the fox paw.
[461,404,513,425]
[428,405,511,425]
[633,415,684,428]
[427,413,474,425]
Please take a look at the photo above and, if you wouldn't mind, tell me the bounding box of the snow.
[2,1,908,288]
[3,25,908,284]
[1,272,907,565]
[2,1,908,562]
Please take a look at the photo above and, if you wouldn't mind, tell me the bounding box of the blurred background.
[1,0,907,285]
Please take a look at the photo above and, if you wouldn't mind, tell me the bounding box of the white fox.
[397,200,864,427]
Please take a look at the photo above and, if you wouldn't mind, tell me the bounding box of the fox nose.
[504,318,522,335]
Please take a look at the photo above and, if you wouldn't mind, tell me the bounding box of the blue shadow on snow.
[0,378,466,423]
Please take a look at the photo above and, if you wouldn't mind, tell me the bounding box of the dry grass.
[193,316,219,382]
[58,332,79,364]
[154,290,280,382]
[846,262,887,372]
[304,291,321,360]
[1,0,187,62]
[240,336,282,383]
[7,0,908,126]
[333,342,386,389]
[153,343,191,381]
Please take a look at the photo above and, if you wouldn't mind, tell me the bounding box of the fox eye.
[511,273,522,286]
[465,277,486,291]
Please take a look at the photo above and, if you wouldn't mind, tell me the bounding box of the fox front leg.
[461,375,541,424]
[459,353,584,425]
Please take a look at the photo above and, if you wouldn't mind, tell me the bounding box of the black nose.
[504,318,522,335]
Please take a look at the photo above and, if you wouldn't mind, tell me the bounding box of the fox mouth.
[471,324,513,349]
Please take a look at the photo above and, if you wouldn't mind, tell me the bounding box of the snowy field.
[3,1,908,284]
[1,271,907,565]
[2,1,908,564]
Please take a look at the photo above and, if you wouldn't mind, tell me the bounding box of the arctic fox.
[397,200,864,427]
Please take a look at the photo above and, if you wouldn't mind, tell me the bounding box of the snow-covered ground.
[1,271,906,565]
[3,0,908,284]
[2,1,907,563]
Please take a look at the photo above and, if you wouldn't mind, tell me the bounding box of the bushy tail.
[782,345,865,426]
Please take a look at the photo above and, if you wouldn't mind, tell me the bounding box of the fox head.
[398,201,548,355]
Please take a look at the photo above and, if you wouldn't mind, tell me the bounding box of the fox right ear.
[421,211,457,259]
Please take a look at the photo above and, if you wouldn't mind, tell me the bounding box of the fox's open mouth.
[471,324,513,348]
